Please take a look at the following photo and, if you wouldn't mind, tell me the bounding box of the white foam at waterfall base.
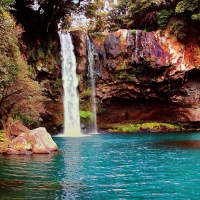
[58,32,84,137]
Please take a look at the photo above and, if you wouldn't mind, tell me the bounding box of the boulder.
[1,127,58,155]
[28,127,58,154]
[9,136,32,151]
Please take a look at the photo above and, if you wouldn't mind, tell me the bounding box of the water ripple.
[1,133,200,199]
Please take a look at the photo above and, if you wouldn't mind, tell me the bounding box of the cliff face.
[74,29,200,130]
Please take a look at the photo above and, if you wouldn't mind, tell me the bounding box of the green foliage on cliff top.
[106,0,200,39]
[175,0,198,13]
[105,122,181,133]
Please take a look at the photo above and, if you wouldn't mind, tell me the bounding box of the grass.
[98,122,181,133]
[0,130,5,143]
[0,130,11,153]
[80,110,93,119]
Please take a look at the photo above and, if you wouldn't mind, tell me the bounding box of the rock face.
[2,127,58,155]
[74,29,200,130]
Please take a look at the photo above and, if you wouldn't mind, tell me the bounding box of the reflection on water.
[0,151,64,200]
[153,140,200,149]
[58,138,85,199]
[1,132,200,199]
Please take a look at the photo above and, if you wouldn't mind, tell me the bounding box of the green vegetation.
[84,0,109,32]
[0,0,15,10]
[80,110,94,124]
[52,78,62,92]
[84,88,91,96]
[131,29,136,35]
[157,9,173,29]
[89,32,106,46]
[27,33,61,76]
[128,75,137,82]
[104,123,181,133]
[191,12,200,20]
[0,130,5,143]
[168,18,188,40]
[119,70,128,80]
[175,0,198,14]
[146,57,156,62]
[0,130,9,152]
[106,0,200,39]
[0,8,45,128]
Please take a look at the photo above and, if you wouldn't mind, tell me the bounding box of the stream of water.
[1,132,200,199]
[86,35,97,133]
[59,32,82,137]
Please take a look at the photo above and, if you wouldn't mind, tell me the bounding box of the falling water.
[86,35,97,133]
[59,32,82,137]
[32,0,39,11]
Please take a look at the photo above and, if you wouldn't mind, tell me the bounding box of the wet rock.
[71,31,87,74]
[104,33,121,58]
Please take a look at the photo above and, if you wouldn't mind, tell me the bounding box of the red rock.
[77,29,200,130]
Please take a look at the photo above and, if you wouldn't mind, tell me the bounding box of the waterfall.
[59,32,82,137]
[86,35,97,133]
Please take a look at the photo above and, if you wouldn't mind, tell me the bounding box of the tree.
[0,9,46,128]
[13,0,86,32]
[106,0,130,31]
[84,0,109,32]
[106,0,200,38]
[0,0,15,10]
[175,0,198,14]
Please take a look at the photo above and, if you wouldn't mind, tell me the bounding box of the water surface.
[1,132,200,199]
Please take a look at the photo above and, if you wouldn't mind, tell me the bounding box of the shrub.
[191,12,200,20]
[131,29,136,35]
[175,0,198,14]
[0,130,5,143]
[80,110,94,124]
[146,57,156,62]
[0,10,46,128]
[157,9,173,29]
[168,18,188,39]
